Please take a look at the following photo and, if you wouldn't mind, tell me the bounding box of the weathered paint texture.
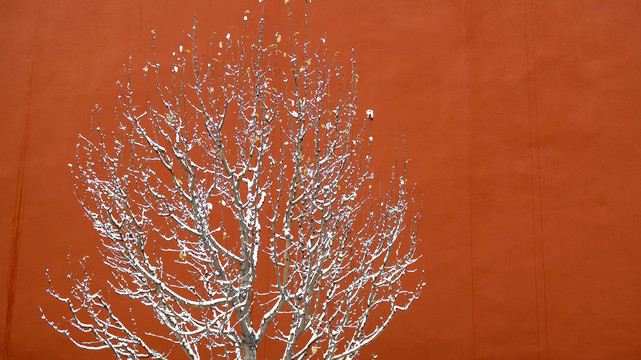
[2,0,641,359]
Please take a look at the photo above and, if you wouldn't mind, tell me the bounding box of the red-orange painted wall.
[3,0,641,359]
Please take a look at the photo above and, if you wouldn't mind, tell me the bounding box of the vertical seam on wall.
[524,0,539,356]
[138,0,143,54]
[464,0,476,357]
[2,30,37,360]
[524,0,549,359]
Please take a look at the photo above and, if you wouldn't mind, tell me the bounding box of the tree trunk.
[241,343,257,360]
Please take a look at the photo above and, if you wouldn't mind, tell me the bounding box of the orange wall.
[3,0,641,359]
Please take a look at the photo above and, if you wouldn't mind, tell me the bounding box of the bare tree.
[43,7,423,360]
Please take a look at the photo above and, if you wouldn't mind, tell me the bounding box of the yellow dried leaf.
[179,251,188,260]
[276,33,282,43]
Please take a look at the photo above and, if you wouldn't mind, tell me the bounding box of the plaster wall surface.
[2,1,641,359]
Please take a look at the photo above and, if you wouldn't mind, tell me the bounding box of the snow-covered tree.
[44,7,423,360]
